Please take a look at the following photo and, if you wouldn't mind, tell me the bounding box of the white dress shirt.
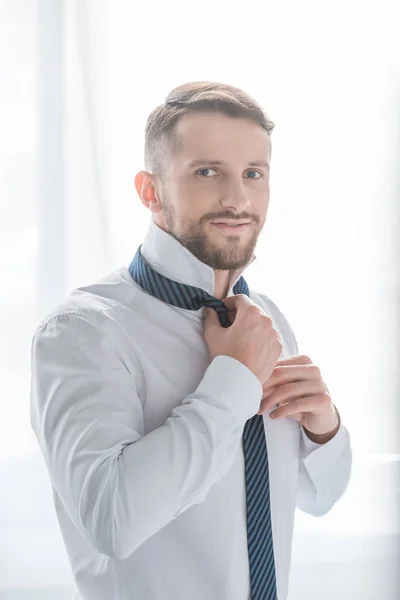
[30,219,352,600]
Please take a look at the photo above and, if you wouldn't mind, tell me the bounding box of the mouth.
[210,221,252,232]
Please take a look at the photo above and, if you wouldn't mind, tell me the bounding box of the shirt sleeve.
[296,419,353,516]
[30,311,263,561]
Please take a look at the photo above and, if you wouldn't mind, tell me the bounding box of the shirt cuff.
[300,421,351,481]
[196,355,263,423]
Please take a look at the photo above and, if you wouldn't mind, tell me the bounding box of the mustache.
[204,214,259,223]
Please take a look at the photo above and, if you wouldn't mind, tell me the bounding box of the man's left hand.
[257,354,340,438]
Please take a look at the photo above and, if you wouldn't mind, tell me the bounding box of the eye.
[196,168,218,177]
[245,170,263,179]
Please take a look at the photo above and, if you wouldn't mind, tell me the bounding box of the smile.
[211,222,251,232]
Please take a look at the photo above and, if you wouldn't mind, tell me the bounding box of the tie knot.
[203,296,231,328]
[128,246,249,329]
[203,296,225,310]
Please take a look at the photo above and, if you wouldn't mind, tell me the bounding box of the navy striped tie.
[129,245,277,600]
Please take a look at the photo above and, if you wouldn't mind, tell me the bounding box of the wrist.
[302,404,340,444]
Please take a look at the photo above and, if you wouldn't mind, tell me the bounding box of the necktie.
[129,245,277,600]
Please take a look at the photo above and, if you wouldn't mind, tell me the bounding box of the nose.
[219,178,251,212]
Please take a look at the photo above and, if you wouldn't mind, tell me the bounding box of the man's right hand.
[203,294,283,386]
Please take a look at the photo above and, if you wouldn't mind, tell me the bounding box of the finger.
[261,383,279,397]
[257,398,289,415]
[226,309,236,325]
[259,380,324,414]
[202,307,220,329]
[275,354,313,366]
[270,394,326,419]
[264,364,321,390]
[222,294,252,310]
[265,380,309,403]
[223,294,268,320]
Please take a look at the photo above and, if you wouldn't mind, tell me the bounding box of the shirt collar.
[140,219,256,298]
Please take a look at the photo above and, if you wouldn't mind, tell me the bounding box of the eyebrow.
[187,159,270,169]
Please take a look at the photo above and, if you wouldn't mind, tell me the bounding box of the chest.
[120,293,294,436]
[120,301,209,433]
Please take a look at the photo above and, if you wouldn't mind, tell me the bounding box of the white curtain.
[1,0,399,598]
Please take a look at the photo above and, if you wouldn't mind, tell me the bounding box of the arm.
[30,312,262,560]
[291,354,353,516]
[256,293,353,516]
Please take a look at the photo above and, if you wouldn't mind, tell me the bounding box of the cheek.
[179,179,213,200]
[176,181,216,212]
[253,187,270,212]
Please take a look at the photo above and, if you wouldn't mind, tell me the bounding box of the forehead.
[171,111,271,164]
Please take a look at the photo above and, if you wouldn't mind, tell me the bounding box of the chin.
[207,249,253,271]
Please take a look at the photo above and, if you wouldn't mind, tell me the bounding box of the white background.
[0,0,399,598]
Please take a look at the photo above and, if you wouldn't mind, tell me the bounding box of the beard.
[162,199,263,271]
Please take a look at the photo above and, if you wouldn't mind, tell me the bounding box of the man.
[30,81,352,600]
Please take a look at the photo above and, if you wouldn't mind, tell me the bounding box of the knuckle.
[273,329,281,343]
[299,354,313,364]
[320,394,331,408]
[237,294,252,305]
[261,314,273,328]
[309,364,321,378]
[223,297,236,308]
[247,305,261,320]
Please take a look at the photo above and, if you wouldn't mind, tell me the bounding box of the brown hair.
[144,81,275,180]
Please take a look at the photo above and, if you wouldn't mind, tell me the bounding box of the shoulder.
[32,266,139,342]
[249,289,299,356]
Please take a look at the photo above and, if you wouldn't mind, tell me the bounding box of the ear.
[134,171,163,214]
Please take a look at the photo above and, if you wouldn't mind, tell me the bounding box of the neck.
[141,220,255,300]
[213,270,232,300]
